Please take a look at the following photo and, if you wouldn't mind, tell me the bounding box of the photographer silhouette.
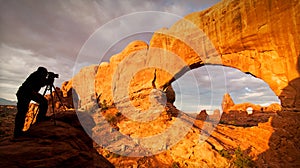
[14,67,53,138]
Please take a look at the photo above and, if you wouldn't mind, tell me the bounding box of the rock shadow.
[256,57,300,167]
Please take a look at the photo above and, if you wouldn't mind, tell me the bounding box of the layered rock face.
[61,65,98,110]
[95,41,150,108]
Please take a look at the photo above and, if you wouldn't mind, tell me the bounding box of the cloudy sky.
[172,65,280,113]
[0,0,279,110]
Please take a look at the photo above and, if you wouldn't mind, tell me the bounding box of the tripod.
[31,84,65,126]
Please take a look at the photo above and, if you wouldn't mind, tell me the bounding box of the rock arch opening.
[171,65,281,114]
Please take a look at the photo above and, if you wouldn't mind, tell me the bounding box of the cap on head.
[37,66,48,75]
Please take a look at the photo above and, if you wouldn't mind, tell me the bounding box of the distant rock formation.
[221,93,281,113]
[218,93,283,127]
[262,103,282,112]
[222,93,235,113]
[0,98,17,106]
[196,109,208,120]
[0,109,114,168]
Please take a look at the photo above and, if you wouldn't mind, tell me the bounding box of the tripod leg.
[42,85,49,96]
[52,84,66,110]
[50,87,56,126]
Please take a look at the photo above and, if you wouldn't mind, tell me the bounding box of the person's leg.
[14,96,30,137]
[31,92,48,122]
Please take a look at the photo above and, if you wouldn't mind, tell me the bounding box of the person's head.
[37,66,48,77]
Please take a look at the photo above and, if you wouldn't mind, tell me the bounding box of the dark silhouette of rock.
[196,110,208,120]
[0,109,114,168]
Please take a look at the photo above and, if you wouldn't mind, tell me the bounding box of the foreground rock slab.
[0,109,114,168]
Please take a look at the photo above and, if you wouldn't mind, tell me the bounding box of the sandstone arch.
[95,0,299,112]
[146,0,300,111]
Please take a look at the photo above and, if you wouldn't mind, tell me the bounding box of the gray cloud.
[0,0,279,113]
[0,43,67,100]
[0,0,219,101]
[0,0,218,60]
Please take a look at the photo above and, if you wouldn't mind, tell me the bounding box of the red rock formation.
[196,109,208,120]
[95,41,149,107]
[93,102,300,167]
[263,103,282,112]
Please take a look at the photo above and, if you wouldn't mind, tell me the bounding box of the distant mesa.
[218,93,281,127]
[221,93,281,113]
[0,98,17,106]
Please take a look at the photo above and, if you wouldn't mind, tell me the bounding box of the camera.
[47,72,59,79]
